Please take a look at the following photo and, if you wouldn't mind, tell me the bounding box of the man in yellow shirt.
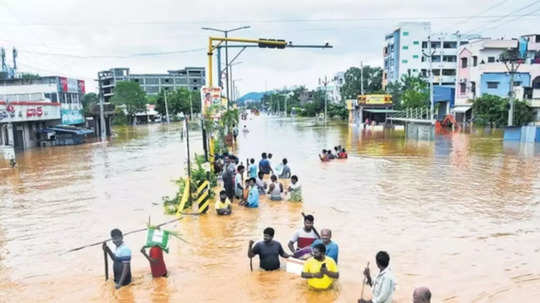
[215,190,232,215]
[301,243,339,290]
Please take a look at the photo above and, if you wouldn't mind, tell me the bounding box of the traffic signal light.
[258,39,286,49]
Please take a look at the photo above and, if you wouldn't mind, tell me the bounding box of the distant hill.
[236,91,271,104]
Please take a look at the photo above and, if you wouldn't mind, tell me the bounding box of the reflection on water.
[1,117,540,302]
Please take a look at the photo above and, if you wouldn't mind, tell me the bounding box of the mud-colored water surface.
[1,116,540,302]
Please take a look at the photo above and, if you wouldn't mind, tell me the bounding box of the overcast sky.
[0,0,539,95]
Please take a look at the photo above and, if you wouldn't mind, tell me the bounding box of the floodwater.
[1,116,540,303]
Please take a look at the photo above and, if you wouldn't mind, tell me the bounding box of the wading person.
[256,171,267,195]
[240,178,259,208]
[358,251,396,303]
[235,165,245,199]
[278,158,291,179]
[258,152,272,175]
[215,190,232,215]
[287,175,303,202]
[140,245,167,278]
[102,229,132,289]
[301,243,339,290]
[413,287,432,303]
[288,215,319,257]
[268,175,284,201]
[222,156,236,201]
[319,149,329,162]
[310,229,339,263]
[248,158,258,179]
[233,124,239,142]
[247,227,290,271]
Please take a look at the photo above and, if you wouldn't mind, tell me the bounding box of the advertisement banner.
[200,86,222,117]
[67,79,79,93]
[358,94,392,105]
[60,77,68,92]
[78,80,86,94]
[61,103,84,125]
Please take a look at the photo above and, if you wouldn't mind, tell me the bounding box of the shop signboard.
[0,101,61,122]
[61,103,84,125]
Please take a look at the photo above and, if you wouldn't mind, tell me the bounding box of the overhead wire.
[463,0,540,34]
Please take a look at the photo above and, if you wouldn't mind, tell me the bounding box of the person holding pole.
[358,251,396,303]
[102,229,132,289]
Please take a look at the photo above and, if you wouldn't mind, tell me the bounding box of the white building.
[383,22,482,88]
[318,72,345,104]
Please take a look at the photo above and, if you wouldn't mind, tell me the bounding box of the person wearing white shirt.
[358,251,396,303]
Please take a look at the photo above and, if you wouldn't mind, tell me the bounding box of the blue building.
[479,72,531,98]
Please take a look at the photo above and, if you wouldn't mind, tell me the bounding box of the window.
[443,41,457,48]
[161,78,173,85]
[431,41,441,49]
[412,69,418,72]
[487,81,499,89]
[422,41,428,48]
[421,69,428,77]
[403,31,409,36]
[402,59,408,63]
[443,55,457,62]
[145,78,159,85]
[473,56,478,66]
[536,35,540,43]
[175,78,188,84]
[413,41,419,45]
[460,82,466,93]
[460,41,468,46]
[145,86,159,94]
[432,69,441,76]
[432,55,441,62]
[413,55,419,59]
[403,45,408,50]
[442,69,456,76]
[471,82,476,95]
[513,81,522,86]
[487,57,495,63]
[461,57,468,68]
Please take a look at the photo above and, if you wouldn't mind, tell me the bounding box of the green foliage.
[20,73,40,80]
[112,107,128,125]
[146,95,158,105]
[385,74,429,109]
[110,81,147,122]
[340,66,383,100]
[82,93,98,116]
[472,94,534,127]
[155,88,201,118]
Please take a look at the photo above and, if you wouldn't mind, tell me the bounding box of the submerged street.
[1,115,540,302]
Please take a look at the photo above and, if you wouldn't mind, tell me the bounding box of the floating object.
[286,258,305,275]
[144,228,170,253]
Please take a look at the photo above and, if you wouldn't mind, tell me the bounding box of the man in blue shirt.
[258,152,272,175]
[311,228,339,263]
[241,178,259,208]
[103,229,132,289]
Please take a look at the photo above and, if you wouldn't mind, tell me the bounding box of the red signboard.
[26,107,43,117]
[78,80,86,94]
[60,77,68,92]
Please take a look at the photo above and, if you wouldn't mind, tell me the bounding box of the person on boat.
[258,152,272,175]
[358,251,396,303]
[301,243,339,290]
[310,229,339,263]
[413,287,432,303]
[248,227,290,271]
[235,165,245,199]
[319,149,329,162]
[288,215,319,255]
[278,158,291,179]
[268,175,284,201]
[287,175,302,202]
[248,158,258,179]
[256,171,267,195]
[215,190,232,215]
[241,178,259,208]
[140,244,168,278]
[338,148,348,159]
[102,229,132,289]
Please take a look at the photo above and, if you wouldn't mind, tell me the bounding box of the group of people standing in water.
[319,145,348,162]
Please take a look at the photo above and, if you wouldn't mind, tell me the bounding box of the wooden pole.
[104,249,109,281]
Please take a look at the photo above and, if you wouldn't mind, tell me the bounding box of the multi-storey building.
[98,67,205,102]
[383,22,481,88]
[0,76,86,150]
[319,72,345,104]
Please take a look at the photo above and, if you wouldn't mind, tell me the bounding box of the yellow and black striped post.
[195,180,211,214]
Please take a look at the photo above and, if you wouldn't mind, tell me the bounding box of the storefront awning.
[452,106,472,114]
[43,126,93,135]
[364,109,400,114]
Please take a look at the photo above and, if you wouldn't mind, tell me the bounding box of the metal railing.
[389,107,432,120]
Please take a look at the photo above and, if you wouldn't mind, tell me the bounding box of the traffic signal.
[258,38,286,49]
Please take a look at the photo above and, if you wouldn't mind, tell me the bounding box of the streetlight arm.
[227,25,251,32]
[201,27,226,33]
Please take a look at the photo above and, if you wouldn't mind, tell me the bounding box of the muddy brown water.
[1,116,540,302]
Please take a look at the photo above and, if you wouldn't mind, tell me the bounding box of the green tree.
[340,66,383,100]
[155,88,201,119]
[20,73,40,80]
[385,74,429,109]
[82,93,98,116]
[472,95,508,128]
[110,81,146,124]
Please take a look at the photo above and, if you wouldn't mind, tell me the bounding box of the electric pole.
[501,48,521,126]
[423,35,435,122]
[97,72,107,141]
[164,89,170,123]
[360,61,364,95]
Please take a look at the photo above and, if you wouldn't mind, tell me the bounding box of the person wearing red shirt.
[140,245,168,278]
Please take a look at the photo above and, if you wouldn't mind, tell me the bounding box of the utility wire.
[18,48,205,59]
[464,0,540,34]
[443,0,509,32]
[475,4,540,34]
